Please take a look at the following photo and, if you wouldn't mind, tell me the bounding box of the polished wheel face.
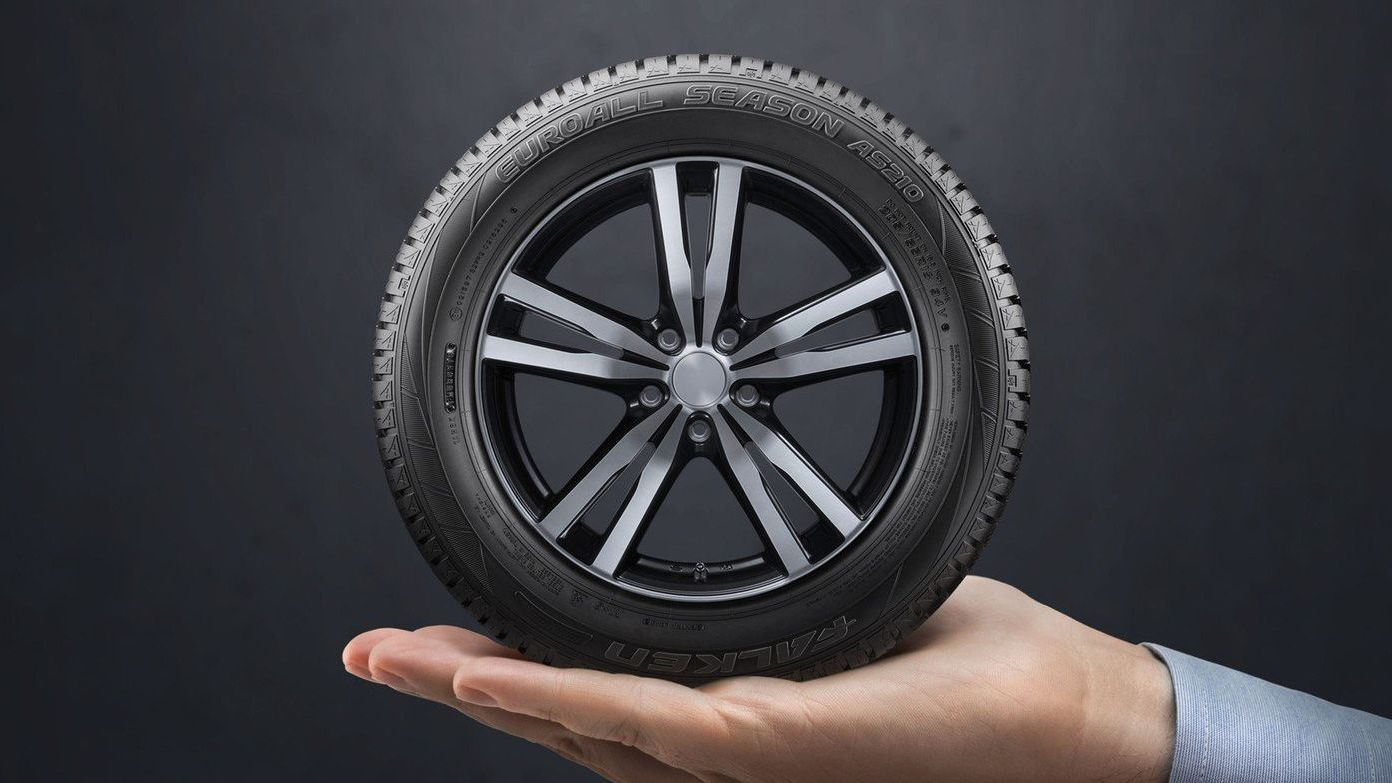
[475,157,923,601]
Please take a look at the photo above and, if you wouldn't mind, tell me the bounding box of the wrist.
[1078,638,1176,782]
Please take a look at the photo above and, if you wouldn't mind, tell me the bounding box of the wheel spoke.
[481,335,666,383]
[728,269,896,362]
[537,404,679,537]
[500,276,667,363]
[711,412,811,577]
[477,156,926,599]
[650,162,697,343]
[591,411,689,577]
[699,162,744,345]
[731,331,915,384]
[724,405,861,537]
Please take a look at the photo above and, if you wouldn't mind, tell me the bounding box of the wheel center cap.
[670,351,727,408]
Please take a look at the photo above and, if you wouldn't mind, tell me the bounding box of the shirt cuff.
[1144,643,1392,783]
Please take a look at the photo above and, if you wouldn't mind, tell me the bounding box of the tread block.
[369,53,1031,682]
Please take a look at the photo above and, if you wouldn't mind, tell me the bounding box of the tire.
[371,54,1029,681]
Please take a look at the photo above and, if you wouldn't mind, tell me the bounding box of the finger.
[455,702,699,783]
[455,657,727,763]
[351,628,694,782]
[412,624,524,658]
[366,627,514,705]
[342,627,408,680]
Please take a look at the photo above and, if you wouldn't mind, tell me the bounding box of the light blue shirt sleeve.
[1145,644,1392,782]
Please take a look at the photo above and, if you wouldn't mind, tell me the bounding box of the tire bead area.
[371,55,1029,681]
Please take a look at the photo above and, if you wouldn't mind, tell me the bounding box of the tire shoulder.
[372,54,1030,678]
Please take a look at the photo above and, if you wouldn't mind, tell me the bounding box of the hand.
[342,576,1174,782]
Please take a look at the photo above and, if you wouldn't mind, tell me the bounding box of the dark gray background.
[9,1,1392,780]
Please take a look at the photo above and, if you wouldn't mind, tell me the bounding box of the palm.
[343,577,1172,783]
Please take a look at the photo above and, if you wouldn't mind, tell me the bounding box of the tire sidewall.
[398,73,1003,678]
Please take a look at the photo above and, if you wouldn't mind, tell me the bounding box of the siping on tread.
[371,54,1029,679]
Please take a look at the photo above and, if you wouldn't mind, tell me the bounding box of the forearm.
[1146,645,1392,783]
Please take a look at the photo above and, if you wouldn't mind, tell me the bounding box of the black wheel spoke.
[698,162,746,345]
[721,404,861,537]
[500,275,667,363]
[590,410,688,577]
[650,162,697,344]
[480,335,666,385]
[710,411,811,577]
[729,270,897,363]
[731,331,915,386]
[477,157,922,601]
[538,403,680,537]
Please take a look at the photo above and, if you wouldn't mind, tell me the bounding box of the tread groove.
[371,53,1030,681]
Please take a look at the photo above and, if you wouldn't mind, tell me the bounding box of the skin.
[343,576,1175,783]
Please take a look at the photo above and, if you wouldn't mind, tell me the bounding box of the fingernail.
[344,663,372,681]
[455,686,496,707]
[373,670,409,689]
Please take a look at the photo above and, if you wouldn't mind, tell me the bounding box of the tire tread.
[371,54,1030,679]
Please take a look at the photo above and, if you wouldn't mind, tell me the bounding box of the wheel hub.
[474,156,923,601]
[669,351,728,408]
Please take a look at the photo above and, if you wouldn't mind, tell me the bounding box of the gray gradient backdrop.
[9,1,1392,780]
